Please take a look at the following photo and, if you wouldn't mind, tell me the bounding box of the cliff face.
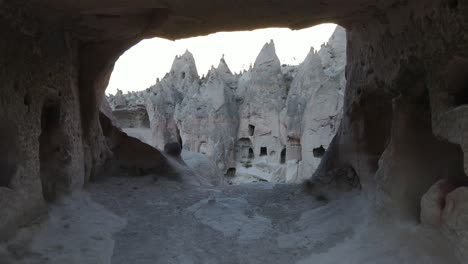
[295,26,347,182]
[108,26,347,183]
[175,59,240,172]
[3,0,468,259]
[147,51,198,149]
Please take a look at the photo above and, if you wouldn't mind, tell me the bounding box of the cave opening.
[453,77,468,106]
[248,148,255,159]
[199,141,208,155]
[237,138,255,163]
[39,100,64,202]
[313,145,326,158]
[0,120,19,188]
[248,124,255,136]
[226,168,236,177]
[445,58,468,107]
[260,147,268,156]
[280,148,286,164]
[448,0,458,9]
[140,109,151,128]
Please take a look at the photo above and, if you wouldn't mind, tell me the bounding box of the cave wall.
[2,0,468,258]
[0,13,85,238]
[316,0,468,220]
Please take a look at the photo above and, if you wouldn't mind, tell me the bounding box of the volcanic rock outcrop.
[175,57,240,173]
[3,1,468,262]
[108,26,347,183]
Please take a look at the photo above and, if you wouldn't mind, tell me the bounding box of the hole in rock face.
[260,147,267,156]
[280,148,286,164]
[237,138,255,161]
[448,0,458,9]
[357,88,363,96]
[248,148,254,159]
[445,57,468,107]
[164,142,182,157]
[0,120,19,188]
[41,103,61,131]
[140,110,150,128]
[199,141,208,154]
[450,70,468,107]
[225,168,236,177]
[39,100,63,202]
[313,146,326,158]
[454,80,468,107]
[248,124,255,136]
[181,72,186,79]
[24,93,31,106]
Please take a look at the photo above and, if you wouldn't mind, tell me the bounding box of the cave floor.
[2,176,460,264]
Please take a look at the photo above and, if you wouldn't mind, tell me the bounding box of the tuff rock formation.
[294,26,347,182]
[3,0,468,262]
[175,57,240,173]
[108,26,347,184]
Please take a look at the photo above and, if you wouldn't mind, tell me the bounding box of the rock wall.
[0,2,177,240]
[0,10,85,239]
[287,27,347,182]
[108,27,347,183]
[175,58,240,172]
[4,0,468,261]
[311,1,468,257]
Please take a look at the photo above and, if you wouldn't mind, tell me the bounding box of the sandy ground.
[0,175,460,264]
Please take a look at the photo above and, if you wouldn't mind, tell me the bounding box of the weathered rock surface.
[175,58,239,172]
[235,40,289,180]
[3,0,468,262]
[287,26,346,182]
[109,28,347,184]
[421,181,468,261]
[147,51,197,149]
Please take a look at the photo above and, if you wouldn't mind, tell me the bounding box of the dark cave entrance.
[248,148,255,159]
[39,100,65,202]
[199,141,208,154]
[313,146,326,158]
[248,124,255,136]
[260,147,268,156]
[0,120,19,188]
[280,148,286,164]
[445,58,468,107]
[226,168,236,177]
[236,138,255,167]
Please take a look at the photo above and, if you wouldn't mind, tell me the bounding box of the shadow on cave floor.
[0,176,460,264]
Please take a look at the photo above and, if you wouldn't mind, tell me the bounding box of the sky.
[106,23,337,95]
